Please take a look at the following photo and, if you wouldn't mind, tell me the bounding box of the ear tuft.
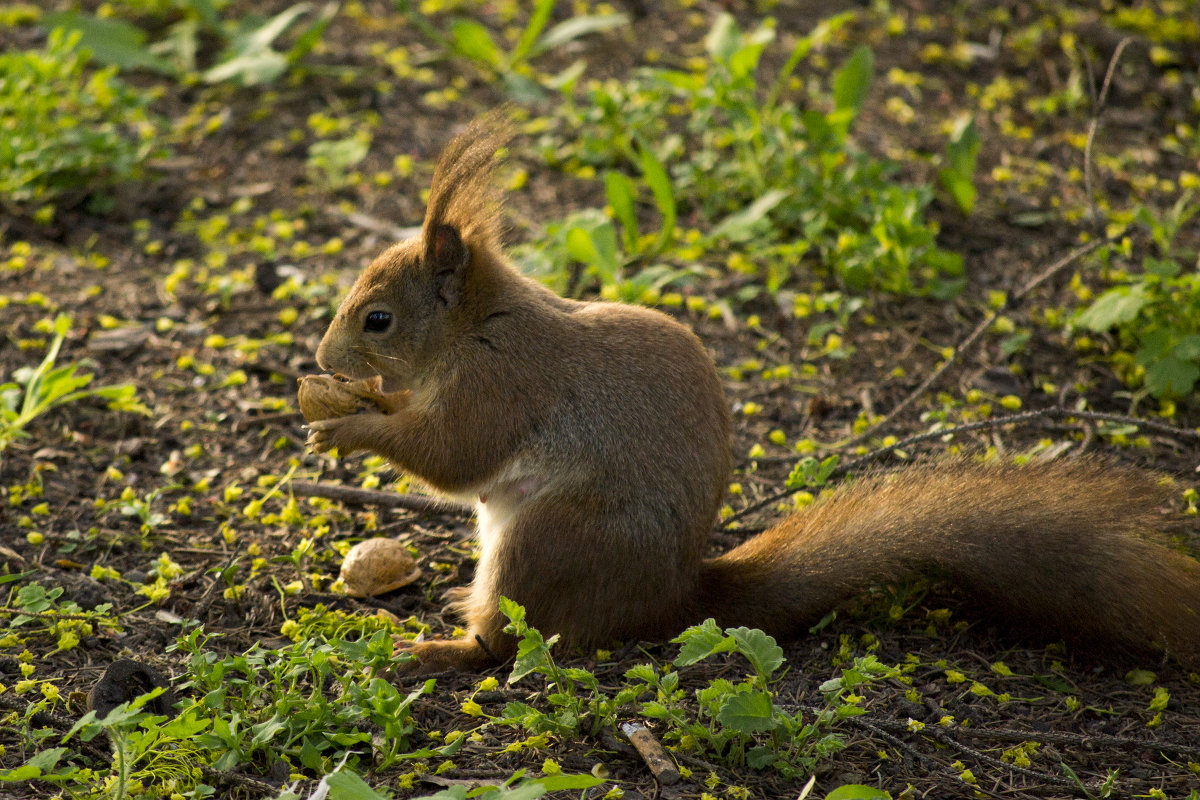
[422,109,513,256]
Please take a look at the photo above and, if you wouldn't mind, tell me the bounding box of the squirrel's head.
[315,224,472,389]
[315,112,513,390]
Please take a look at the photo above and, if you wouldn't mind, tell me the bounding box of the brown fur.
[310,117,1200,673]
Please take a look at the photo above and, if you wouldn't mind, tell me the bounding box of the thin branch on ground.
[290,480,473,516]
[844,238,1109,447]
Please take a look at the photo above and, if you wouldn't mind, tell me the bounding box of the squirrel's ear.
[428,224,469,307]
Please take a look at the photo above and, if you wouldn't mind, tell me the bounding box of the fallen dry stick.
[291,481,473,516]
[620,722,680,786]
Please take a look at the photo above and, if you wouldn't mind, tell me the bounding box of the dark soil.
[2,1,1198,798]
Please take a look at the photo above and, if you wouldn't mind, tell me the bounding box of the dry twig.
[291,481,473,516]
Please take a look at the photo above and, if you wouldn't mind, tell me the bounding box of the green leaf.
[566,227,599,265]
[825,785,892,800]
[1143,256,1180,277]
[287,1,339,65]
[509,622,559,683]
[767,12,854,109]
[727,26,774,81]
[1174,334,1200,361]
[728,627,785,680]
[604,171,639,252]
[534,774,606,791]
[499,596,526,627]
[1125,669,1156,686]
[204,49,288,85]
[1143,356,1199,398]
[832,46,874,115]
[711,189,790,242]
[299,736,325,771]
[1075,284,1149,331]
[938,117,980,215]
[746,745,778,770]
[43,12,178,74]
[704,14,741,63]
[326,768,390,799]
[0,748,68,781]
[508,0,556,67]
[624,663,657,683]
[243,3,313,52]
[638,144,676,253]
[716,690,775,733]
[185,0,221,28]
[533,13,628,57]
[451,18,501,68]
[673,619,734,667]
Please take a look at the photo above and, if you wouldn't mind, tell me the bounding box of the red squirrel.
[305,115,1200,673]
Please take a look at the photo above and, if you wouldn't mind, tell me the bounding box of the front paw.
[391,637,496,676]
[306,413,381,456]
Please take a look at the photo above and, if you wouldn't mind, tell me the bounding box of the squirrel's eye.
[363,310,392,333]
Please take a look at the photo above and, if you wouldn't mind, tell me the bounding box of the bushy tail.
[698,458,1200,665]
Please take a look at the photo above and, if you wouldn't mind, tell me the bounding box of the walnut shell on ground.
[296,374,384,422]
[339,537,421,597]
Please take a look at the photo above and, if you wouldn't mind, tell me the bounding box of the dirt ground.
[2,0,1199,798]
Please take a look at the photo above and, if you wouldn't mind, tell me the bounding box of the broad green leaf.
[1125,669,1156,686]
[1144,356,1199,398]
[1075,284,1149,331]
[711,189,789,241]
[940,174,975,216]
[566,218,620,281]
[716,690,775,733]
[1144,257,1181,277]
[498,785,548,800]
[832,46,874,115]
[451,18,501,68]
[673,618,734,666]
[299,736,324,771]
[43,12,178,74]
[0,764,44,782]
[746,745,778,769]
[326,768,389,800]
[1174,334,1200,360]
[1133,328,1173,362]
[624,663,657,683]
[308,136,370,171]
[825,785,892,800]
[184,0,221,28]
[728,626,785,679]
[535,774,606,791]
[499,596,525,626]
[0,748,67,781]
[727,27,774,81]
[566,226,600,265]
